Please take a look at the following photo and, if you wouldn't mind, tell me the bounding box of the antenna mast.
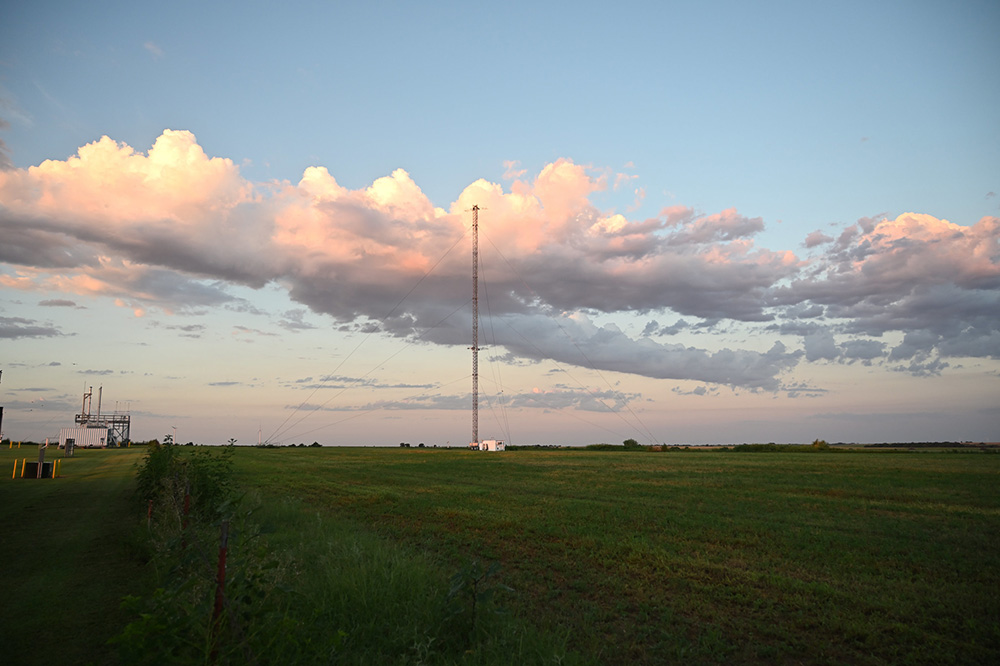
[471,205,480,448]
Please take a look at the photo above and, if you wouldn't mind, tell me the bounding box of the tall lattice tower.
[470,205,480,448]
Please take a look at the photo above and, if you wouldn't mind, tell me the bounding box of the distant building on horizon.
[471,439,505,452]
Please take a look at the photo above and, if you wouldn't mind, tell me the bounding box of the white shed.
[59,427,110,449]
[479,439,505,452]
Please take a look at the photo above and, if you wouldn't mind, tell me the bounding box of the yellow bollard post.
[20,458,26,478]
[11,460,15,479]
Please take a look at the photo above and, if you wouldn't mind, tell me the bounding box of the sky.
[1,0,998,446]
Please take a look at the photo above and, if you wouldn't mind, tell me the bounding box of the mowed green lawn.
[233,447,999,665]
[0,446,147,666]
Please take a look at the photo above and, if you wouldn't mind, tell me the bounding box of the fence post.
[181,480,191,549]
[37,441,46,479]
[210,520,230,662]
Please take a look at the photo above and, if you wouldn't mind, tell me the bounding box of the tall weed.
[119,450,587,665]
[134,442,235,523]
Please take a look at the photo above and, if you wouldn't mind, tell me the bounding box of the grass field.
[233,447,1000,665]
[0,446,147,666]
[1,445,997,665]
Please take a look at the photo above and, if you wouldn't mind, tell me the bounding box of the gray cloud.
[671,385,719,397]
[0,139,13,172]
[462,313,801,390]
[287,373,435,391]
[278,309,317,332]
[783,381,829,398]
[773,215,1000,369]
[840,338,886,362]
[1,396,77,411]
[0,316,63,339]
[803,230,834,248]
[803,331,839,362]
[291,385,639,414]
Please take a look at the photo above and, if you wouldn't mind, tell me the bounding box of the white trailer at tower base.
[474,439,504,452]
[59,426,110,449]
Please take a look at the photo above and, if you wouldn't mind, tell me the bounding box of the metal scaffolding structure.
[73,386,131,446]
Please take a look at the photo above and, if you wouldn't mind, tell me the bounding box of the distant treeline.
[508,441,998,453]
[8,437,989,452]
[862,441,995,449]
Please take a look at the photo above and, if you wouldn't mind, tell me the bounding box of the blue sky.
[1,1,998,445]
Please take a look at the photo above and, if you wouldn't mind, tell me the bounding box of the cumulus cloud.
[2,130,998,389]
[663,207,765,245]
[774,213,1000,365]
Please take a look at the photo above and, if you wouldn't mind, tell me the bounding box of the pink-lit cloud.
[2,130,998,389]
[501,160,526,180]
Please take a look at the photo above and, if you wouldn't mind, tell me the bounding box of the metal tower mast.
[471,205,480,447]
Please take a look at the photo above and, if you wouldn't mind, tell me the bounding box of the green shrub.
[134,443,235,523]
